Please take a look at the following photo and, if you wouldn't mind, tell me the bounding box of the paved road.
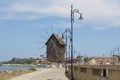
[10,68,69,80]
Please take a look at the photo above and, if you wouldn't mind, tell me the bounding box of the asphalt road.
[10,68,69,80]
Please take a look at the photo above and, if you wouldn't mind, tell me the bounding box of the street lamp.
[118,47,120,64]
[70,5,83,80]
[111,47,120,64]
[115,47,120,64]
[62,28,70,74]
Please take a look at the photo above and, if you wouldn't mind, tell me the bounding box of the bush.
[28,68,36,71]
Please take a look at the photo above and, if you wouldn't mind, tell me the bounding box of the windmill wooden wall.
[46,33,65,62]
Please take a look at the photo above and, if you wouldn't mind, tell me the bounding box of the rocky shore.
[0,68,36,80]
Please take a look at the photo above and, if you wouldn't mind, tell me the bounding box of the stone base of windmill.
[50,63,63,69]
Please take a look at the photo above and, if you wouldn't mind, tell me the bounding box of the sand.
[0,68,35,80]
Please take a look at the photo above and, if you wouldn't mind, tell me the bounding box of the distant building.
[91,55,118,65]
[67,57,80,63]
[45,33,65,62]
[33,58,48,64]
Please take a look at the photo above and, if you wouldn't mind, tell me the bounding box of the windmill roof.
[45,33,65,46]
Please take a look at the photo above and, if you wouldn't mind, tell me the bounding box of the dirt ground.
[0,68,36,80]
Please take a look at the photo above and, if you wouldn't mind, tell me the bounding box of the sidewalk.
[10,68,69,80]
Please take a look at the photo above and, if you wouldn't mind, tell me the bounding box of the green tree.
[84,57,89,62]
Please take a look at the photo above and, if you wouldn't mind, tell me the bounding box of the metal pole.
[40,55,41,68]
[65,33,68,73]
[70,5,74,80]
[69,44,70,58]
[118,47,119,64]
[70,4,83,80]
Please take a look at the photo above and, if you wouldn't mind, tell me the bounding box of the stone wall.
[68,64,120,80]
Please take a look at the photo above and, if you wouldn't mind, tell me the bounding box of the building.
[90,55,118,65]
[45,33,65,62]
[68,65,120,80]
[33,58,48,64]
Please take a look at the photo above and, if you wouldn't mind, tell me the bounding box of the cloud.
[0,0,120,28]
[0,0,120,19]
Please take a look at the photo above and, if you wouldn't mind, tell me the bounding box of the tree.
[84,57,89,62]
[11,58,16,61]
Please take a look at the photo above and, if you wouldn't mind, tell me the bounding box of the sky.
[0,0,120,61]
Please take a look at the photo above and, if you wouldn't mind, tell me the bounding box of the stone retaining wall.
[68,64,120,80]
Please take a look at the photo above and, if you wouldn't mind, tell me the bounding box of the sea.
[0,64,35,70]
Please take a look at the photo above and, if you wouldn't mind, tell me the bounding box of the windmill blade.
[45,28,50,37]
[39,45,46,50]
[36,42,45,44]
[51,27,53,34]
[39,34,47,40]
[57,28,61,35]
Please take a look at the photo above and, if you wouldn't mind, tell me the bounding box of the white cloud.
[0,0,120,28]
[1,0,120,19]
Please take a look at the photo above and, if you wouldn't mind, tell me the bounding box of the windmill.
[36,27,63,60]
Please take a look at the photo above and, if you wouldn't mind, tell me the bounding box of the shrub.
[28,68,36,71]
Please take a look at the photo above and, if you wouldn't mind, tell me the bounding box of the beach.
[0,68,36,80]
[0,63,69,80]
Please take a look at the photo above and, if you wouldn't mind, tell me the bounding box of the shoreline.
[0,68,36,80]
[0,64,35,71]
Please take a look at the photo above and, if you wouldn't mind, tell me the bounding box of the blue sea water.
[0,65,34,70]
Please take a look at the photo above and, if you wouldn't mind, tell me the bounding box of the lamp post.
[70,5,83,80]
[118,47,119,64]
[62,28,70,73]
[111,47,120,64]
[116,47,119,64]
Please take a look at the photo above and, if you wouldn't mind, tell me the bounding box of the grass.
[0,79,5,80]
